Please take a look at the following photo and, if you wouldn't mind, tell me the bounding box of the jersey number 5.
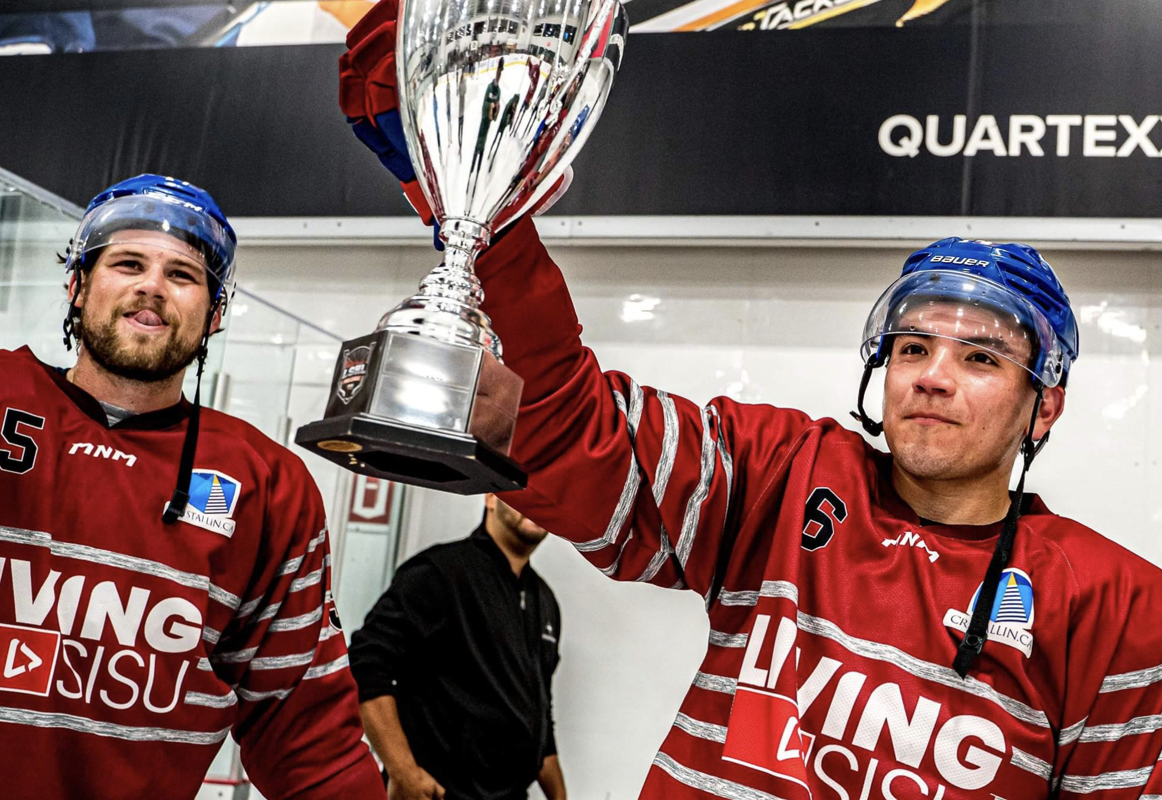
[0,408,46,475]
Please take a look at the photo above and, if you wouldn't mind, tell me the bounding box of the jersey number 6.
[0,408,46,475]
[801,487,848,552]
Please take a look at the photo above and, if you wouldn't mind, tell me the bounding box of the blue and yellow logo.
[173,470,242,537]
[968,568,1034,627]
[944,567,1035,658]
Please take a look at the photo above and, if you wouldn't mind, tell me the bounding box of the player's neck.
[68,352,186,415]
[890,461,1014,526]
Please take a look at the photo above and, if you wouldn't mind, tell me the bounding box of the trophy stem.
[377,217,506,361]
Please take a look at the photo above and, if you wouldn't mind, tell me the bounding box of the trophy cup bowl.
[296,0,627,493]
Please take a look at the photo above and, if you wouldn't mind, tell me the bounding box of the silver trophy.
[297,0,627,493]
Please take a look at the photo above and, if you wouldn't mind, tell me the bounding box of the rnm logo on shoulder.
[172,469,242,537]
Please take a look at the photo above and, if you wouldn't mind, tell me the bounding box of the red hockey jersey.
[476,219,1162,799]
[0,347,384,799]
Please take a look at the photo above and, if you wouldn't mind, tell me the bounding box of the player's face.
[488,495,549,546]
[73,230,220,383]
[881,305,1038,483]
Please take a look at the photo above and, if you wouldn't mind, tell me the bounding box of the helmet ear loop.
[1022,382,1048,466]
[62,266,83,351]
[851,353,887,436]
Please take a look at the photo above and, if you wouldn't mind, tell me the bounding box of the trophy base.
[296,414,527,494]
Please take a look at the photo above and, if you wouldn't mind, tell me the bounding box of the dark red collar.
[25,346,193,431]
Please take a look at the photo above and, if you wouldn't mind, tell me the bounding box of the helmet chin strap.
[952,383,1045,677]
[161,303,218,524]
[850,355,885,436]
[851,356,1049,678]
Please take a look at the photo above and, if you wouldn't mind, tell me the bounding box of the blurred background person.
[350,494,566,800]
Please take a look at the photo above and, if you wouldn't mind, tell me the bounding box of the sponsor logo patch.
[169,469,242,537]
[0,623,60,697]
[944,567,1035,657]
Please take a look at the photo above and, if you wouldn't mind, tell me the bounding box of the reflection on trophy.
[297,0,628,493]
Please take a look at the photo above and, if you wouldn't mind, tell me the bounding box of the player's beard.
[77,296,202,383]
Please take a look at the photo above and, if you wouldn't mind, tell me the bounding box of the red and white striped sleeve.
[477,218,813,597]
[208,455,384,799]
[1052,552,1162,798]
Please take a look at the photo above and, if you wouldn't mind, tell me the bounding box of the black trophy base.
[296,413,527,494]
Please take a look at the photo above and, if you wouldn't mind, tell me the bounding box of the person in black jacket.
[350,495,565,800]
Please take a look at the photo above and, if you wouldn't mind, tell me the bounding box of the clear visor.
[860,270,1068,387]
[70,194,236,296]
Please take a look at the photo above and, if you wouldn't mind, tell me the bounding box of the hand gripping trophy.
[297,0,627,493]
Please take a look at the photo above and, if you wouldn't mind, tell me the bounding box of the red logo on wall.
[0,623,60,697]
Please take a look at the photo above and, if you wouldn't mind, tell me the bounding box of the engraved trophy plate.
[297,0,627,494]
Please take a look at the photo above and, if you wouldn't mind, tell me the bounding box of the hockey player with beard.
[0,175,385,799]
[342,3,1162,798]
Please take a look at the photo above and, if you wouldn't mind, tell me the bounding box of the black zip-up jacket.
[349,525,561,800]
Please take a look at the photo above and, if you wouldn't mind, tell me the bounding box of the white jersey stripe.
[1102,662,1162,694]
[635,523,673,584]
[708,404,734,526]
[304,654,350,680]
[236,686,292,702]
[674,712,728,743]
[184,690,238,709]
[1059,716,1088,745]
[250,650,316,671]
[269,606,324,632]
[600,531,635,576]
[1059,765,1154,793]
[675,407,717,569]
[709,629,749,648]
[628,390,681,584]
[576,385,644,554]
[719,580,800,608]
[202,626,222,646]
[1010,747,1053,781]
[653,391,679,505]
[1078,713,1162,743]
[277,555,304,576]
[258,602,282,622]
[235,597,263,619]
[653,751,792,800]
[798,611,1050,728]
[0,525,240,609]
[692,671,738,695]
[0,706,231,745]
[212,647,258,665]
[712,580,1048,728]
[289,564,325,593]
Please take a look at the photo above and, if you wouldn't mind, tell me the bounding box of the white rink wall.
[232,231,1162,800]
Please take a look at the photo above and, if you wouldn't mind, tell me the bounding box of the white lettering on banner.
[739,0,870,31]
[736,614,1011,795]
[68,442,137,467]
[879,114,1162,158]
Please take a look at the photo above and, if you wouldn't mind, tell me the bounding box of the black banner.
[0,15,1159,218]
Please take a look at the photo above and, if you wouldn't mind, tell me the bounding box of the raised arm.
[476,218,813,597]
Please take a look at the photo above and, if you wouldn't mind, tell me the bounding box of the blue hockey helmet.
[860,238,1079,388]
[66,174,237,308]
